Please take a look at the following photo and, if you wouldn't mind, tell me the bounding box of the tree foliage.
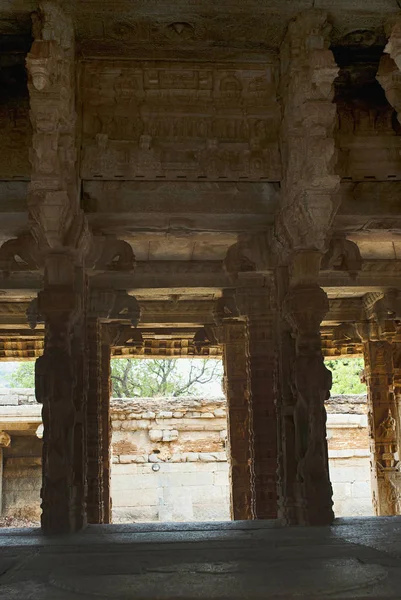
[325,357,366,394]
[110,358,223,398]
[1,356,365,397]
[4,361,35,388]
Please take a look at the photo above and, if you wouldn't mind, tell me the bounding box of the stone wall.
[110,397,230,522]
[326,395,373,517]
[0,390,373,521]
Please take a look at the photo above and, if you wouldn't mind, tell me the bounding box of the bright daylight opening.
[0,357,230,527]
[324,356,372,518]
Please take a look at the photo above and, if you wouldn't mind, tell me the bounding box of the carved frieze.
[81,61,280,182]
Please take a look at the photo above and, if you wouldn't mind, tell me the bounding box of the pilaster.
[238,283,278,520]
[36,264,89,534]
[86,316,104,524]
[221,319,253,520]
[101,329,112,524]
[0,431,11,516]
[358,299,401,516]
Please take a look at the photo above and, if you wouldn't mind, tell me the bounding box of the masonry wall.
[110,397,230,522]
[0,388,42,522]
[326,395,373,517]
[0,390,373,522]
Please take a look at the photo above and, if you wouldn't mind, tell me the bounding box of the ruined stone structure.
[1,1,401,533]
[0,390,372,523]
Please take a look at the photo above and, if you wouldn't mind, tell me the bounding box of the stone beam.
[0,299,216,328]
[320,260,401,290]
[84,180,279,235]
[1,259,401,294]
[323,298,365,325]
[91,261,231,291]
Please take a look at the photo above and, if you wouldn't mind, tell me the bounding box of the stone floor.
[1,518,401,599]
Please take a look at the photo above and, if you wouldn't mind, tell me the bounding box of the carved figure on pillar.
[283,282,334,525]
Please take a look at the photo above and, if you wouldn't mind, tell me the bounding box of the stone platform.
[1,518,401,599]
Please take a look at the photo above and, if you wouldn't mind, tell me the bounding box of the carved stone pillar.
[86,316,104,524]
[275,267,298,524]
[272,10,339,526]
[362,339,401,515]
[101,327,113,524]
[0,447,2,517]
[222,319,253,520]
[36,263,89,534]
[280,255,334,526]
[0,431,11,516]
[239,285,278,520]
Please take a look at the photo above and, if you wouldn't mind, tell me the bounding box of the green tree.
[111,358,223,398]
[325,357,366,394]
[6,361,35,388]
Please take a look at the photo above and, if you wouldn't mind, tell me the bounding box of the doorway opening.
[0,360,41,528]
[325,357,373,517]
[109,357,230,523]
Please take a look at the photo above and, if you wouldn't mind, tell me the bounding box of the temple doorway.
[325,357,373,517]
[109,357,231,523]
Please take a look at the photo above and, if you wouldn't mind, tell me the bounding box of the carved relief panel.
[80,60,280,182]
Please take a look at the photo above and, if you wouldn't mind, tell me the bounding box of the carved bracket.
[0,431,11,448]
[321,236,362,279]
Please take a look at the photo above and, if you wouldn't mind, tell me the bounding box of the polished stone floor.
[1,517,401,599]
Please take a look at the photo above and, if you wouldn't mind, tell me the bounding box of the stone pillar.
[86,316,104,524]
[241,286,278,520]
[272,10,339,526]
[36,262,88,534]
[275,267,298,524]
[0,432,11,516]
[0,446,2,517]
[101,329,112,524]
[222,319,253,520]
[278,253,334,526]
[362,339,401,515]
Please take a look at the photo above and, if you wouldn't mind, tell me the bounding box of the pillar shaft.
[223,319,253,520]
[36,273,88,534]
[101,334,112,524]
[0,447,3,516]
[363,340,401,515]
[280,281,334,525]
[86,317,104,524]
[244,290,278,519]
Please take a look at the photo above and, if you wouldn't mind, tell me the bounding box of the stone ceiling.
[0,0,398,58]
